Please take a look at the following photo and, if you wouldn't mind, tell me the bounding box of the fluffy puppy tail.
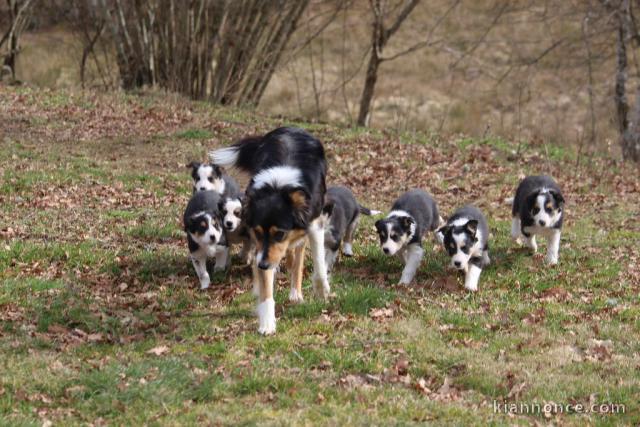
[209,136,264,174]
[358,205,382,216]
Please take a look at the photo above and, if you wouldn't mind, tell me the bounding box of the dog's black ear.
[322,199,335,217]
[218,198,226,212]
[400,216,415,231]
[286,187,310,227]
[549,190,564,207]
[436,224,450,236]
[465,220,478,237]
[213,164,223,177]
[186,161,200,171]
[374,219,385,233]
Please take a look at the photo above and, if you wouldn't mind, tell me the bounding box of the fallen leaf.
[146,345,170,356]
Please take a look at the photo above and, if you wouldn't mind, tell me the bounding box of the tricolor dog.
[219,194,252,264]
[437,205,490,292]
[511,175,565,265]
[187,161,240,197]
[183,190,228,289]
[210,127,330,335]
[321,186,380,271]
[375,189,440,285]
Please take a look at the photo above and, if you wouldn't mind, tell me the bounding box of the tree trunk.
[357,48,380,126]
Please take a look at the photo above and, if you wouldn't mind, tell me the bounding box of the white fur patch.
[387,210,411,219]
[252,166,302,190]
[289,287,304,303]
[256,298,276,335]
[209,146,239,167]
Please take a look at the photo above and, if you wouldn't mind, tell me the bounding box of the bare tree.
[88,0,311,106]
[356,0,460,126]
[0,0,37,80]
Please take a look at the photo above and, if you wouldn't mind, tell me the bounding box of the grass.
[0,86,638,425]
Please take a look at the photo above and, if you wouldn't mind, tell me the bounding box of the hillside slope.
[0,86,638,425]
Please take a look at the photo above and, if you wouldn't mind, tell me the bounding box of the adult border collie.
[210,127,329,335]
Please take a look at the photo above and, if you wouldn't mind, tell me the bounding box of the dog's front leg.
[545,229,561,265]
[289,242,306,303]
[256,265,276,335]
[398,243,424,285]
[190,251,210,289]
[308,219,330,299]
[464,264,482,292]
[214,246,229,272]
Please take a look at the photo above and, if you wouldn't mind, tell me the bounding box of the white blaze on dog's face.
[220,198,243,232]
[530,190,563,228]
[441,220,481,271]
[375,212,415,256]
[187,212,223,248]
[189,162,225,193]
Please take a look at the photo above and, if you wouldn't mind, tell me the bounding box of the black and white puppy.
[187,161,240,196]
[375,189,440,285]
[218,194,252,264]
[437,205,490,292]
[321,186,380,271]
[183,190,228,289]
[511,175,564,265]
[210,127,329,335]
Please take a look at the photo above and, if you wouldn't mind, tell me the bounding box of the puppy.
[210,127,329,335]
[375,189,440,285]
[437,205,490,292]
[183,190,228,289]
[322,186,380,271]
[187,161,240,196]
[219,194,252,264]
[511,175,564,265]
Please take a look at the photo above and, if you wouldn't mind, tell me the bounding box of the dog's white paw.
[289,288,304,303]
[342,243,353,257]
[545,254,558,265]
[313,274,330,300]
[213,264,226,273]
[200,275,211,290]
[464,282,478,292]
[256,298,276,335]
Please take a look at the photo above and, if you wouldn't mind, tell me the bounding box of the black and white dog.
[321,186,380,271]
[183,190,228,289]
[437,205,490,292]
[187,161,240,196]
[218,194,252,264]
[375,189,440,285]
[210,127,329,335]
[511,175,564,265]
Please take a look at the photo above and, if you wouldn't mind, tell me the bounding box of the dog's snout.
[383,247,390,255]
[258,259,270,270]
[199,186,206,191]
[209,235,217,243]
[454,260,462,268]
[538,219,546,226]
[225,221,233,229]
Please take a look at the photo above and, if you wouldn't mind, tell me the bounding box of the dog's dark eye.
[532,207,540,215]
[274,231,286,242]
[234,209,241,216]
[207,177,213,182]
[390,234,400,242]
